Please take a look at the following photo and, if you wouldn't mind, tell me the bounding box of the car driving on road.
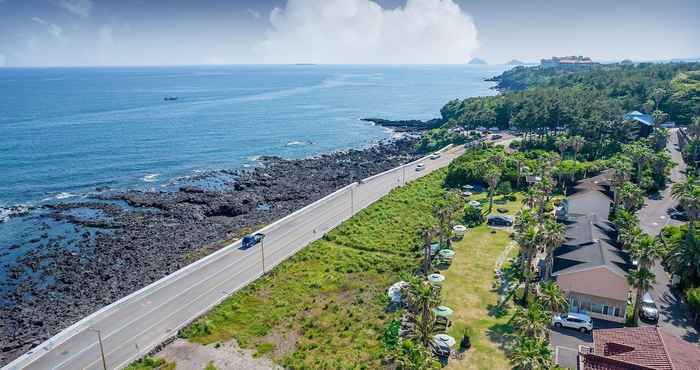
[242,233,265,249]
[415,163,425,171]
[552,312,593,333]
[429,152,441,160]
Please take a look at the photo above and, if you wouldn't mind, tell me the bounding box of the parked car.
[552,312,593,333]
[242,233,265,249]
[430,152,441,160]
[640,292,659,322]
[490,134,503,140]
[415,163,426,171]
[487,215,513,226]
[670,210,688,221]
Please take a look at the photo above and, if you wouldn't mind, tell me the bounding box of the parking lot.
[550,319,622,369]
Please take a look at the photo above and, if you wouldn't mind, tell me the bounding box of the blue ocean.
[0,65,505,210]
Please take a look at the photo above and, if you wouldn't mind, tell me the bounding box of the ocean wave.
[248,155,262,161]
[142,174,161,183]
[286,141,313,147]
[0,204,31,223]
[41,192,78,202]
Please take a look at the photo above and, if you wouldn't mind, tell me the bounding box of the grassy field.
[442,225,517,369]
[179,170,451,368]
[130,167,521,369]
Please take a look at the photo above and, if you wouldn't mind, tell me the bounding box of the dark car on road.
[242,233,265,249]
[487,215,513,227]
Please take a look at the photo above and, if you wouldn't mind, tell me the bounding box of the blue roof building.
[623,111,654,126]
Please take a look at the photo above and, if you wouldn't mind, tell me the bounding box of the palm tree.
[619,224,643,251]
[404,280,441,348]
[652,88,666,111]
[393,340,440,370]
[485,166,501,213]
[665,229,700,287]
[420,227,437,277]
[515,225,541,305]
[511,302,551,339]
[629,234,663,270]
[515,158,526,189]
[538,281,569,314]
[541,219,566,279]
[617,182,645,213]
[623,142,653,185]
[628,267,656,324]
[610,160,633,209]
[652,110,669,130]
[555,135,569,161]
[522,187,543,210]
[671,177,700,231]
[569,135,585,163]
[509,336,553,370]
[514,208,536,234]
[688,116,700,139]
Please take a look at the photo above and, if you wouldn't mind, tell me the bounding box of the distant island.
[506,59,525,65]
[468,58,488,65]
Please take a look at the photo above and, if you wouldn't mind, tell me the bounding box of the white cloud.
[256,0,479,64]
[32,16,64,39]
[32,16,47,25]
[247,8,261,20]
[54,0,93,17]
[48,23,63,38]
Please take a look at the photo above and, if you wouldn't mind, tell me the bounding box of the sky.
[0,0,698,67]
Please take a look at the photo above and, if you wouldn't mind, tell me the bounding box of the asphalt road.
[637,129,698,343]
[638,129,685,236]
[5,144,468,370]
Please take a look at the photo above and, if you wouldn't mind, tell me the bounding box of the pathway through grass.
[441,196,521,370]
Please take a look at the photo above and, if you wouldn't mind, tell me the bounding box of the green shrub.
[463,206,485,228]
[382,319,401,350]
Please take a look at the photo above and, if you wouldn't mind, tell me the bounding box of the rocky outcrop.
[0,138,419,366]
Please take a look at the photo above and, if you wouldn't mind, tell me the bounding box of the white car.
[415,163,426,171]
[552,312,593,333]
[429,152,441,160]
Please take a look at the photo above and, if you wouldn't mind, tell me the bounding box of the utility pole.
[260,234,267,274]
[402,165,406,185]
[89,327,107,370]
[350,185,355,215]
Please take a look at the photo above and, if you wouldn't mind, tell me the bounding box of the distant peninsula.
[506,59,525,65]
[468,58,488,65]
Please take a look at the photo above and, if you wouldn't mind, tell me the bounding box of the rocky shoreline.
[0,138,420,366]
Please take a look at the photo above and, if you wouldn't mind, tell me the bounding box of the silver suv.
[552,312,593,333]
[640,292,659,322]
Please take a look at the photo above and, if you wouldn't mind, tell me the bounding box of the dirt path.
[157,339,281,370]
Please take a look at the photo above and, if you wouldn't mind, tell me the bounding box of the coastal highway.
[5,141,484,370]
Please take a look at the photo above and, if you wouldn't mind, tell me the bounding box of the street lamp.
[88,327,107,370]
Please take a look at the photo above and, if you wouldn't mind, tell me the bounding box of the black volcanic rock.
[0,138,420,366]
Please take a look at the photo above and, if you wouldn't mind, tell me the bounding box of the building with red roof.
[579,326,700,370]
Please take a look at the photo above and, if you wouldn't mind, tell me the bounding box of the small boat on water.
[164,96,178,101]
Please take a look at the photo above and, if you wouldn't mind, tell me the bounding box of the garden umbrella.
[428,273,445,284]
[433,334,456,348]
[468,200,481,207]
[433,305,454,317]
[452,225,466,237]
[438,249,455,259]
[430,242,441,255]
[387,281,408,303]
